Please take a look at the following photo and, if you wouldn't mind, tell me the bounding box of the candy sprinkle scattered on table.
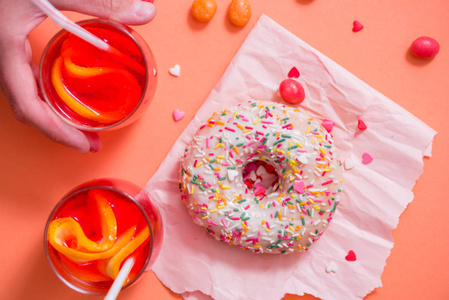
[287,66,300,78]
[173,109,185,122]
[326,261,338,273]
[352,20,364,32]
[357,119,367,130]
[169,64,181,77]
[362,152,373,165]
[345,250,357,261]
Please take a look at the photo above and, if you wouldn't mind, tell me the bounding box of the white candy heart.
[227,169,239,181]
[326,261,338,273]
[297,153,308,164]
[344,158,355,170]
[169,64,181,77]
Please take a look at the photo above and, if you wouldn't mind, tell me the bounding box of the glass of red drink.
[39,19,157,131]
[44,178,163,294]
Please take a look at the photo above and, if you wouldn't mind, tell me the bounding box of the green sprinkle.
[236,143,244,147]
[237,199,247,203]
[287,185,294,193]
[240,212,246,220]
[218,176,226,181]
[281,135,292,138]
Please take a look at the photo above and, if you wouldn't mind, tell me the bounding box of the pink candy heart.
[173,109,185,122]
[293,181,305,194]
[362,152,373,164]
[352,20,364,32]
[321,119,334,133]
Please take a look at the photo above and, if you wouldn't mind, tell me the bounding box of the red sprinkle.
[288,66,300,78]
[352,20,364,32]
[357,119,367,130]
[345,250,357,261]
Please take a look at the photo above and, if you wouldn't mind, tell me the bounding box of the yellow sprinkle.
[296,142,303,148]
[254,118,261,125]
[196,161,203,167]
[259,204,264,209]
[265,229,270,232]
[217,205,226,209]
[190,186,194,194]
[289,226,295,231]
[221,186,230,189]
[233,111,238,119]
[244,129,252,133]
[314,205,321,210]
[306,126,310,134]
[210,209,217,213]
[202,216,208,219]
[200,207,207,211]
[320,147,326,155]
[309,199,315,204]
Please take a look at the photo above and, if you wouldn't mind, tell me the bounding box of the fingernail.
[134,1,156,20]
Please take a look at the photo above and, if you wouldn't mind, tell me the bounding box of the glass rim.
[43,181,154,295]
[38,18,150,132]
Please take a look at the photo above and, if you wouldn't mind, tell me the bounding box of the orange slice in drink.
[98,226,150,279]
[48,221,136,263]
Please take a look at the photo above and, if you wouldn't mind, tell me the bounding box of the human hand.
[0,0,156,153]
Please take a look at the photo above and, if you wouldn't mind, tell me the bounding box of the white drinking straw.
[104,257,136,300]
[31,0,110,51]
[31,0,145,75]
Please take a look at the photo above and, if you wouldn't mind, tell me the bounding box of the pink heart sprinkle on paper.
[321,119,334,133]
[345,250,357,261]
[362,152,373,164]
[288,66,300,78]
[173,109,185,122]
[358,119,367,130]
[293,181,305,194]
[352,20,364,32]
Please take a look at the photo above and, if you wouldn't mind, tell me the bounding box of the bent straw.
[104,257,136,300]
[31,0,145,75]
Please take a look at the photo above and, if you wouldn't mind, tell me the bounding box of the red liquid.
[40,21,155,129]
[45,180,162,294]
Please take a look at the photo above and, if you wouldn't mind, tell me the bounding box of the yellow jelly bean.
[228,0,252,27]
[191,0,217,22]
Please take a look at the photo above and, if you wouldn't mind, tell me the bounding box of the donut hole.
[242,160,279,196]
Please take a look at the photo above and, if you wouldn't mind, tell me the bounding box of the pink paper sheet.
[144,15,436,300]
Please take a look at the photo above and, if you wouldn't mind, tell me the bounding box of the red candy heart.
[352,20,364,32]
[288,66,300,78]
[357,119,367,130]
[345,250,357,261]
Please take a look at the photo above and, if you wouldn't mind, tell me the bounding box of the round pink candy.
[410,36,440,59]
[279,79,305,105]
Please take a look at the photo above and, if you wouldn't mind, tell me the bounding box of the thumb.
[53,0,156,25]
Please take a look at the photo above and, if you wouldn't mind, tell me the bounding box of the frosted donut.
[179,101,343,254]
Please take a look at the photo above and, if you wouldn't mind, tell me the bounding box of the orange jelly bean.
[228,0,252,27]
[191,0,217,22]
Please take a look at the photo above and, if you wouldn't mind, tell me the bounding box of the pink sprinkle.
[222,219,228,228]
[322,180,333,186]
[206,138,210,148]
[244,205,250,210]
[194,160,198,167]
[225,127,235,132]
[231,217,240,220]
[321,119,334,132]
[236,159,244,163]
[261,121,273,124]
[362,152,373,164]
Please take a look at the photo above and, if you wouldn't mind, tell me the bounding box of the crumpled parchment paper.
[144,14,436,300]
